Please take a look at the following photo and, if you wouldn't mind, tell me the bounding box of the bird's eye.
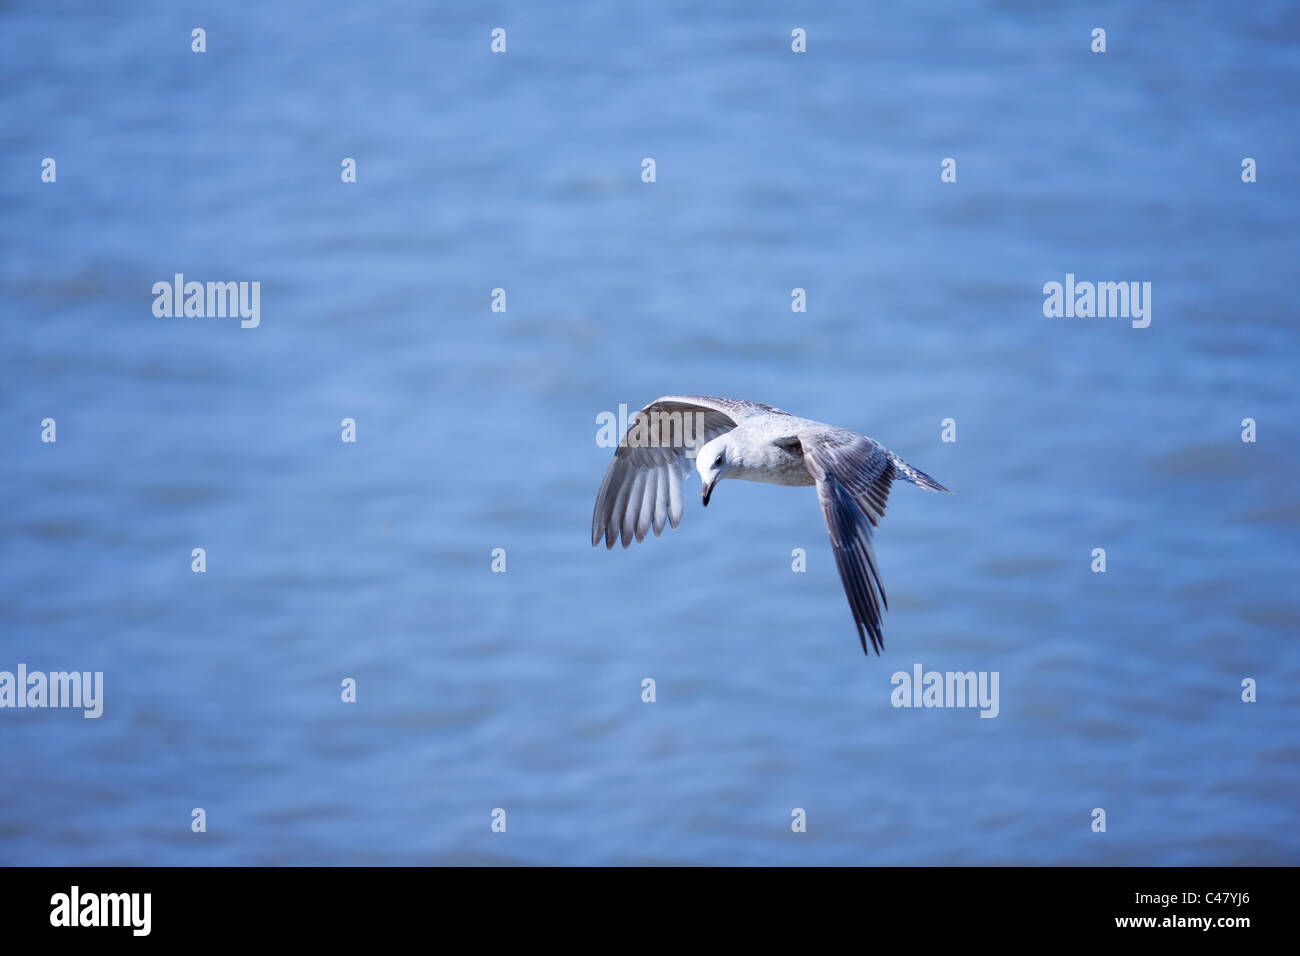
[714,454,723,466]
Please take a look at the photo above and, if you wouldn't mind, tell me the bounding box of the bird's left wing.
[798,431,898,655]
[591,397,742,549]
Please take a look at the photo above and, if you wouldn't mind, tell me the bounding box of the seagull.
[591,396,951,655]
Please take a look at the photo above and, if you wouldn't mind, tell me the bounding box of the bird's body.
[714,417,818,486]
[591,395,951,656]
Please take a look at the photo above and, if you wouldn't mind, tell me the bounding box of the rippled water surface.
[2,1,1298,864]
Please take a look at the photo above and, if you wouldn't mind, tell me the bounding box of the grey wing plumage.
[591,397,740,549]
[653,395,793,423]
[799,430,950,655]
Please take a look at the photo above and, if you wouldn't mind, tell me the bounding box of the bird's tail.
[888,452,952,494]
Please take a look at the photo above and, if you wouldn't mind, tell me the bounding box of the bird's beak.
[701,477,716,507]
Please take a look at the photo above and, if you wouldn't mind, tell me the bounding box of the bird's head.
[695,436,731,507]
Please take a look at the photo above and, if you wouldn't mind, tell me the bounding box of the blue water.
[2,1,1298,865]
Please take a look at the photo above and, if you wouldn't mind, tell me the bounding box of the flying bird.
[591,396,951,655]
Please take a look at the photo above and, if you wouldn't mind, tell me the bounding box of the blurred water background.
[1,0,1298,864]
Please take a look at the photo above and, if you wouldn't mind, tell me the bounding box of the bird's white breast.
[731,441,816,487]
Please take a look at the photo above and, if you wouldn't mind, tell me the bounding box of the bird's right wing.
[798,431,898,655]
[591,397,754,549]
[799,429,950,654]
